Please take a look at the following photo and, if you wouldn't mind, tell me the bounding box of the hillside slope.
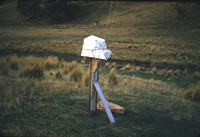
[0,1,200,26]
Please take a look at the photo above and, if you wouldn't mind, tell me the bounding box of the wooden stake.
[88,59,98,113]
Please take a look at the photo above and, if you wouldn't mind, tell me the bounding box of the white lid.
[81,35,112,60]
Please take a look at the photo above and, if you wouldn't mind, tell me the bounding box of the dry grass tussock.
[121,64,131,70]
[0,77,53,109]
[20,62,44,79]
[60,60,70,74]
[69,61,78,72]
[44,56,59,70]
[108,68,118,88]
[20,56,41,66]
[83,69,90,87]
[70,64,82,82]
[109,62,116,69]
[184,82,200,103]
[104,62,110,68]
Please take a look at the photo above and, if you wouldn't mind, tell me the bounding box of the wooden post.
[88,58,98,114]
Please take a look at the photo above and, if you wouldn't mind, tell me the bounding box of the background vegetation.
[17,0,82,23]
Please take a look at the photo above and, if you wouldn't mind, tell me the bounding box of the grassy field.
[0,1,200,137]
[0,55,200,137]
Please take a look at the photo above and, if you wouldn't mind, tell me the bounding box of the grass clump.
[69,61,78,72]
[44,56,59,70]
[108,68,118,88]
[184,82,200,103]
[109,62,116,69]
[0,77,53,109]
[60,61,69,74]
[83,69,90,87]
[104,62,109,68]
[121,64,131,70]
[70,65,82,82]
[20,63,44,79]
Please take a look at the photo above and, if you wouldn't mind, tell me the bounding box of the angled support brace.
[94,81,115,124]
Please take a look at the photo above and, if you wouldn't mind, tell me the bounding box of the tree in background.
[171,2,191,21]
[17,0,80,23]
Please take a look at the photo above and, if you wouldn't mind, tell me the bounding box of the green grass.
[1,87,200,137]
[100,67,199,89]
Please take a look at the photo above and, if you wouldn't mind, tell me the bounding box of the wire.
[107,1,118,46]
[104,1,113,41]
